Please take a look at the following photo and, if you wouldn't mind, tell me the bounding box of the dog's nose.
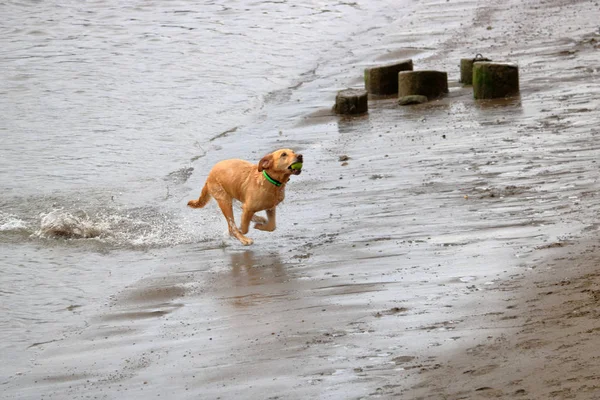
[297,154,303,162]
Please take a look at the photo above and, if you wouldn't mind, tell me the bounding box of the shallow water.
[1,0,437,387]
[3,0,600,398]
[0,0,409,196]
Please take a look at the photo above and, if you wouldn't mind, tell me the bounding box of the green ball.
[290,162,303,170]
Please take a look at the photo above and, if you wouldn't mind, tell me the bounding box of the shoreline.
[407,235,600,398]
[397,0,600,397]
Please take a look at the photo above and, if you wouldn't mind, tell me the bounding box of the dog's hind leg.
[187,184,211,208]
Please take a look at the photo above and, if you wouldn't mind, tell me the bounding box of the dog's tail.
[187,184,211,208]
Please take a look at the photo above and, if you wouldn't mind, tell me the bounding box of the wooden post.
[364,60,413,95]
[473,62,519,99]
[333,89,368,115]
[398,71,448,99]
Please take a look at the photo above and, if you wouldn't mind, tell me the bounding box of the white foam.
[0,211,28,232]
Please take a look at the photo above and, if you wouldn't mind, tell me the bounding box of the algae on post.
[473,62,519,99]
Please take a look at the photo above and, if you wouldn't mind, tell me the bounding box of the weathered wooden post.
[333,88,368,115]
[460,54,491,85]
[472,62,519,99]
[397,71,448,102]
[364,60,413,95]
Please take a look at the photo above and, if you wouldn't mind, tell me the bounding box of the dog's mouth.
[288,164,302,175]
[288,158,303,175]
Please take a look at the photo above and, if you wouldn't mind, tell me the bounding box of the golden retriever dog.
[187,149,303,245]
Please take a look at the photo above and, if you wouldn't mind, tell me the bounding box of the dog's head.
[258,149,303,176]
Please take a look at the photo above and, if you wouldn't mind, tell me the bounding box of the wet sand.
[4,0,600,399]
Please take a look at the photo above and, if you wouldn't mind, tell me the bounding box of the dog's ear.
[258,153,273,172]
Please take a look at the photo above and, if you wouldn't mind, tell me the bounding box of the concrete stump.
[398,95,428,106]
[364,59,413,95]
[460,54,491,85]
[398,71,448,99]
[473,62,519,99]
[333,88,368,115]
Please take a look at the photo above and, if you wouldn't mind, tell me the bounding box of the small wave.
[164,166,194,184]
[0,211,29,232]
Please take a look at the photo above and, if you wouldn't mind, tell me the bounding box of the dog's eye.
[281,152,287,157]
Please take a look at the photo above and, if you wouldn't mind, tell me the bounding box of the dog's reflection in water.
[229,251,287,286]
[227,251,288,308]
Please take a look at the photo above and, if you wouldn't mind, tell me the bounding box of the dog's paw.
[251,215,267,224]
[254,223,275,232]
[239,236,254,246]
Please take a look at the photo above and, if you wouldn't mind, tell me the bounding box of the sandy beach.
[2,0,600,399]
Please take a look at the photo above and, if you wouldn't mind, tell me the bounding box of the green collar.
[262,170,282,187]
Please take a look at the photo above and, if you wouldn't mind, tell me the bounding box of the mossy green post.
[473,62,519,99]
[364,60,413,95]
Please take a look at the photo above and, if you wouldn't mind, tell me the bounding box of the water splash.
[0,211,28,232]
[26,207,212,249]
[37,209,108,239]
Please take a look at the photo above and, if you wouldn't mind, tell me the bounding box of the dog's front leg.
[240,206,255,235]
[254,208,276,232]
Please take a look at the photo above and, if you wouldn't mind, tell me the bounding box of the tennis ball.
[290,162,303,170]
